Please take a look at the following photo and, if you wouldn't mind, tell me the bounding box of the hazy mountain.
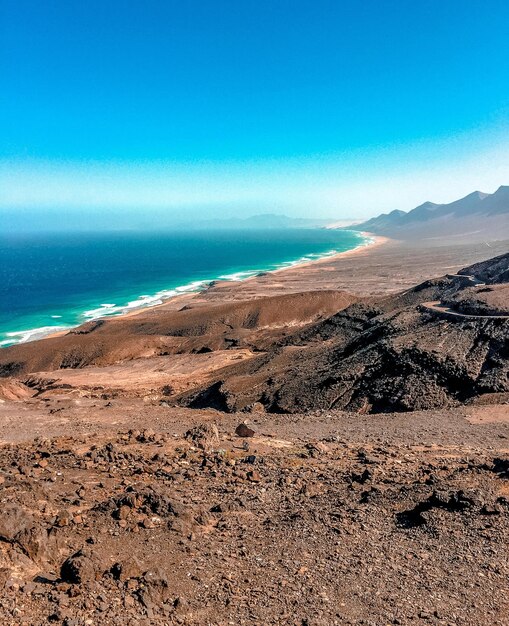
[0,209,334,234]
[189,213,333,230]
[354,186,509,241]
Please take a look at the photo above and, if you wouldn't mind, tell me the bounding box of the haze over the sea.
[2,1,509,344]
[2,0,509,227]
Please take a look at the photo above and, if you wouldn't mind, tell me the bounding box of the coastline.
[120,231,388,317]
[269,231,389,274]
[2,230,386,347]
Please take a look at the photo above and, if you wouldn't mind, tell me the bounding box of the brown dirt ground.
[0,237,508,625]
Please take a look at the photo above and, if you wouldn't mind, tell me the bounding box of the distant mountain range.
[353,185,509,241]
[191,213,335,230]
[0,210,339,233]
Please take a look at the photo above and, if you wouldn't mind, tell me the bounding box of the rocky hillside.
[179,253,509,413]
[459,251,509,284]
[0,250,507,624]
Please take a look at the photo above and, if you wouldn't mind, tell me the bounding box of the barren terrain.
[0,401,507,625]
[0,237,508,625]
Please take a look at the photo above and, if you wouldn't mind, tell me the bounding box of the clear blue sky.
[1,0,509,220]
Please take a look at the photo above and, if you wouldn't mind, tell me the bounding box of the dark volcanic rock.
[60,548,102,584]
[235,423,255,437]
[459,251,509,284]
[176,255,509,414]
[443,284,509,316]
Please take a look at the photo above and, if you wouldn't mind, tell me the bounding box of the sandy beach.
[33,231,386,342]
[117,232,389,314]
[16,232,508,346]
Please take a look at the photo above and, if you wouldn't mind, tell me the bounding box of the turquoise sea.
[0,228,367,347]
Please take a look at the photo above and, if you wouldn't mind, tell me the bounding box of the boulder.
[111,557,142,582]
[60,548,102,584]
[0,504,32,542]
[235,423,255,438]
[16,525,48,561]
[139,568,171,605]
[184,423,220,450]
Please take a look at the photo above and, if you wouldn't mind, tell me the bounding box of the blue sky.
[2,0,509,220]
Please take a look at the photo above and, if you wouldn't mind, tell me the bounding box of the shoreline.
[2,230,387,347]
[120,231,388,317]
[269,231,389,274]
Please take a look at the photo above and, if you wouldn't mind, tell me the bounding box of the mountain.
[188,213,333,230]
[0,209,336,234]
[354,186,509,241]
[176,253,509,414]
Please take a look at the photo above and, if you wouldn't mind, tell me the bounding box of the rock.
[22,581,37,594]
[111,557,142,582]
[17,525,48,561]
[351,468,373,484]
[492,457,509,478]
[0,504,32,542]
[480,503,502,515]
[140,429,156,442]
[306,442,330,456]
[0,504,48,562]
[248,402,266,413]
[247,470,261,482]
[185,423,220,450]
[60,549,101,584]
[432,489,478,511]
[140,516,157,529]
[139,568,171,605]
[235,423,255,438]
[301,481,324,497]
[115,505,131,521]
[0,568,11,588]
[55,510,72,527]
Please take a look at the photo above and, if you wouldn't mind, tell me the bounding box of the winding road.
[420,274,509,320]
[420,301,509,320]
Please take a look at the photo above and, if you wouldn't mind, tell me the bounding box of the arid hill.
[458,251,509,284]
[0,290,355,377]
[0,246,508,625]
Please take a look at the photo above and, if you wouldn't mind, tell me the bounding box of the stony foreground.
[0,405,508,625]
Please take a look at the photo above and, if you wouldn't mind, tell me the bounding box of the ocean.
[0,228,367,347]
